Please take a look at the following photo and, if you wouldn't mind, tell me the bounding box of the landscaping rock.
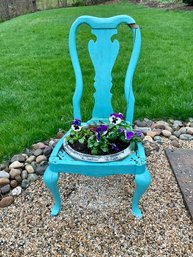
[154,136,162,144]
[4,166,9,172]
[32,142,47,150]
[35,162,48,176]
[10,180,18,188]
[162,130,171,138]
[9,169,21,179]
[169,135,177,140]
[144,141,159,156]
[155,120,168,129]
[43,146,53,156]
[0,196,14,208]
[31,161,37,170]
[0,170,10,178]
[165,126,173,133]
[33,149,43,157]
[25,165,34,174]
[186,127,193,135]
[49,140,55,147]
[186,122,191,127]
[143,136,153,142]
[171,140,180,148]
[179,134,193,140]
[168,119,174,124]
[179,127,187,135]
[9,161,24,169]
[25,148,33,156]
[173,120,183,130]
[27,174,38,183]
[56,130,64,139]
[21,170,28,180]
[179,127,193,135]
[14,175,22,183]
[0,164,7,171]
[146,131,157,138]
[0,177,10,186]
[143,118,153,127]
[153,129,162,135]
[21,179,29,189]
[26,155,36,164]
[51,142,57,148]
[1,184,11,194]
[11,154,26,163]
[11,186,22,196]
[36,155,47,164]
[173,131,181,138]
[136,127,151,135]
[134,120,149,127]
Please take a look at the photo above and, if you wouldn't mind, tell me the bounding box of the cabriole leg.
[43,167,61,216]
[132,168,151,219]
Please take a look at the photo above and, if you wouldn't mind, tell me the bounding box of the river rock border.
[0,118,193,208]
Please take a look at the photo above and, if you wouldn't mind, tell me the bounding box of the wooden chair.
[44,15,151,219]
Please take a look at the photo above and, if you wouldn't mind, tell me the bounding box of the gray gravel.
[0,139,193,257]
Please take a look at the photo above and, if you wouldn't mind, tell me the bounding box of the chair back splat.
[69,15,141,124]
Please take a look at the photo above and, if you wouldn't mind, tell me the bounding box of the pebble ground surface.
[0,139,193,257]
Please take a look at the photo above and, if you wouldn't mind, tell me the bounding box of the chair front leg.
[43,167,61,216]
[132,167,151,219]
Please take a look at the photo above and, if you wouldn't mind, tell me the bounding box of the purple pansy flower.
[135,130,142,137]
[72,118,81,131]
[125,130,134,141]
[118,127,124,133]
[111,143,119,152]
[110,113,124,120]
[109,113,124,125]
[96,125,108,141]
[72,119,81,126]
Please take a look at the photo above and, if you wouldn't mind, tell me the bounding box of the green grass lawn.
[0,2,193,161]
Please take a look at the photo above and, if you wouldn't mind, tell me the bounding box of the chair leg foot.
[51,204,60,216]
[43,167,61,216]
[132,168,151,219]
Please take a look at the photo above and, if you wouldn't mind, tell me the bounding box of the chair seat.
[49,130,146,177]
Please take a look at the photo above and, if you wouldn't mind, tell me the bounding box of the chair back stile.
[69,15,141,124]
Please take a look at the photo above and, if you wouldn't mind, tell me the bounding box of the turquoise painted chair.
[44,15,151,219]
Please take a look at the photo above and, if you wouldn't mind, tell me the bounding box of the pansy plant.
[66,113,142,155]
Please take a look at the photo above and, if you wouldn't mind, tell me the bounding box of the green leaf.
[129,141,136,151]
[91,149,98,155]
[101,146,109,153]
[88,142,94,148]
[69,138,74,144]
[78,138,84,144]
